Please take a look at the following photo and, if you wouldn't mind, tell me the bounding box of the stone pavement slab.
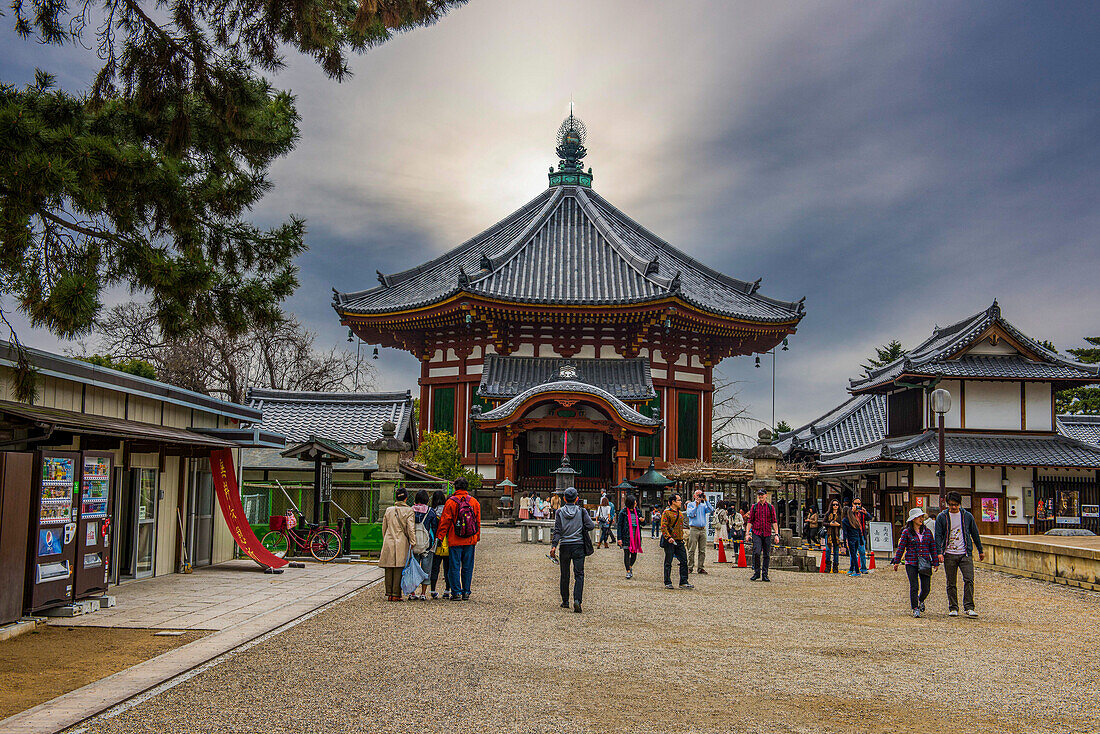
[60,559,375,631]
[0,562,381,734]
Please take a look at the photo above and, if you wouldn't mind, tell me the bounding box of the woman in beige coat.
[379,487,416,601]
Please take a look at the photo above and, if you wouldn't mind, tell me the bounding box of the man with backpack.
[436,477,481,601]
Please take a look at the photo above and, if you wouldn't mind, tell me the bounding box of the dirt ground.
[73,528,1100,734]
[0,625,207,719]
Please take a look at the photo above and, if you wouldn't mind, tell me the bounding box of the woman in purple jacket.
[892,508,939,617]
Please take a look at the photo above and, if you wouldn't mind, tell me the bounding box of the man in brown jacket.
[661,493,693,590]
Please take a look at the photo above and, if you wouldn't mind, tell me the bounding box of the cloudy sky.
[4,2,1098,437]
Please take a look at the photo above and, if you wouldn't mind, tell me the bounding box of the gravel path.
[75,527,1100,734]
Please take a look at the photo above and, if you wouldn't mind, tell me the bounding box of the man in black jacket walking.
[550,487,595,613]
[934,491,985,617]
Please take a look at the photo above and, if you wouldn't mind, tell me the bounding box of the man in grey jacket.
[550,487,596,613]
[934,491,985,617]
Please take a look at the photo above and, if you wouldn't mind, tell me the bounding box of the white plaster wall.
[1005,467,1031,524]
[430,349,444,362]
[974,467,1001,492]
[599,345,618,358]
[965,381,1020,430]
[1025,382,1053,431]
[913,464,970,489]
[428,366,460,377]
[650,368,667,380]
[512,344,536,358]
[679,372,705,383]
[965,340,1017,356]
[466,363,484,375]
[574,345,597,358]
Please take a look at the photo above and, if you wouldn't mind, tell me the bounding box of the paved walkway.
[68,528,1100,734]
[63,559,378,630]
[1,560,381,734]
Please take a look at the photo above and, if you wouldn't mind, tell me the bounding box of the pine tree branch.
[36,209,117,242]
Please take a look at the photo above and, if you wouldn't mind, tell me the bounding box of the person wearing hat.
[550,486,595,613]
[892,507,939,617]
[745,488,779,581]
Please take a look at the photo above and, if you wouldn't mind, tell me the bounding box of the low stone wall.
[976,535,1100,592]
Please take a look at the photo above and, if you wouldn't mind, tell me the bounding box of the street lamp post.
[755,338,789,430]
[930,388,952,510]
[469,404,482,495]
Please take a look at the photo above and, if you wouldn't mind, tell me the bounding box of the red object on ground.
[819,546,828,572]
[716,538,728,563]
[210,448,288,569]
[868,550,876,571]
[736,540,747,568]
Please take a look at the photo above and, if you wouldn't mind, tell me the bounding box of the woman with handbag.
[714,502,729,551]
[379,487,416,602]
[803,504,820,548]
[892,507,939,617]
[597,496,614,548]
[616,494,643,579]
[428,490,452,599]
[823,500,843,573]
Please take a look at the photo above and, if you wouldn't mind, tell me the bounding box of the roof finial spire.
[549,108,593,188]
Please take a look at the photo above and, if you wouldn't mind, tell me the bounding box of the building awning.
[473,379,659,433]
[190,427,286,448]
[280,435,364,463]
[0,398,236,448]
[818,431,1100,470]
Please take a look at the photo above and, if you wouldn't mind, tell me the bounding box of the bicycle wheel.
[261,531,289,558]
[310,528,342,562]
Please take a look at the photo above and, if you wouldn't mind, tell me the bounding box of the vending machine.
[27,450,80,612]
[75,451,113,599]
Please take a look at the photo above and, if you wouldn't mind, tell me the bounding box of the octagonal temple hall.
[333,114,804,501]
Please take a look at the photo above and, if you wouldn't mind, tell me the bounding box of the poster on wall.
[1056,490,1080,525]
[981,498,999,523]
[1081,505,1099,519]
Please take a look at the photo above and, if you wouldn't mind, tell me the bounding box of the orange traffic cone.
[868,550,876,571]
[736,540,747,568]
[819,545,828,573]
[717,538,728,563]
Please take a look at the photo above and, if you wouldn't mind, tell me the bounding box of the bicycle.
[261,511,343,562]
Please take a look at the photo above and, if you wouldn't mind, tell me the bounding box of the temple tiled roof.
[774,393,886,456]
[1057,414,1100,446]
[849,301,1099,392]
[818,431,1100,469]
[334,185,802,324]
[474,380,659,428]
[245,389,414,445]
[478,356,654,401]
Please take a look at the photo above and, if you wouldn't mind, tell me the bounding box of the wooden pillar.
[418,360,429,438]
[503,430,517,483]
[615,434,628,486]
[456,380,469,458]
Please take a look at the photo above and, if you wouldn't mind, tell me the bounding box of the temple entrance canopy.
[473,362,658,493]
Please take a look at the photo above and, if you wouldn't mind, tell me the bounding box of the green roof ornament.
[549,111,593,188]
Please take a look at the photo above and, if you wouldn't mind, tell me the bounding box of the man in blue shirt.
[685,489,714,574]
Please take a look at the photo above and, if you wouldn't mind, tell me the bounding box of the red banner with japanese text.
[210,448,288,569]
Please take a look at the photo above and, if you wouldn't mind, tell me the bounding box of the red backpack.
[453,495,479,539]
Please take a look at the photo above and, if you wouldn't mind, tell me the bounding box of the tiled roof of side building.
[334,186,803,324]
[245,389,414,445]
[774,393,886,457]
[1057,414,1100,447]
[478,356,654,401]
[849,301,1100,392]
[818,431,1100,469]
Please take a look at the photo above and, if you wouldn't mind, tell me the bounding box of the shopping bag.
[400,551,429,595]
